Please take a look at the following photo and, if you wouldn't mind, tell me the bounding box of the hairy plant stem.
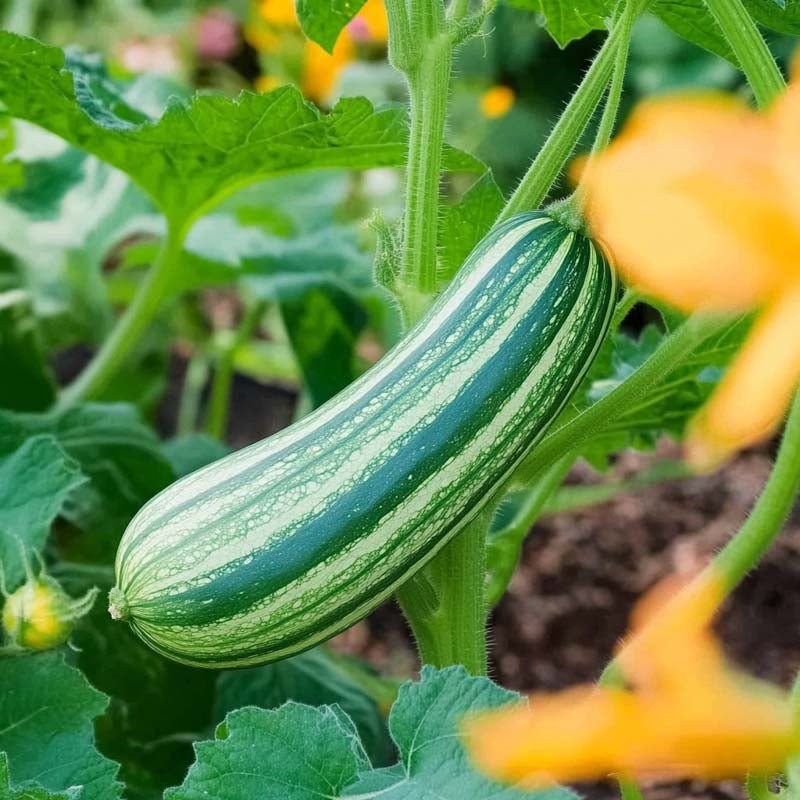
[499,0,648,222]
[398,511,492,675]
[391,0,494,673]
[703,0,784,109]
[397,40,452,322]
[591,0,635,156]
[206,301,267,440]
[57,224,188,408]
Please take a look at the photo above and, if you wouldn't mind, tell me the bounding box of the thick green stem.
[486,454,575,607]
[703,0,784,109]
[398,512,491,675]
[206,301,266,441]
[499,0,646,222]
[398,39,452,322]
[58,225,187,407]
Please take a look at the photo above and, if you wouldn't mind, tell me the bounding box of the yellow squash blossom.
[248,0,387,104]
[463,570,797,786]
[2,572,98,651]
[302,35,356,104]
[579,85,800,470]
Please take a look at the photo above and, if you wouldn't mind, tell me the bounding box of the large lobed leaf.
[0,436,85,589]
[0,753,80,799]
[0,33,480,225]
[0,652,122,800]
[169,666,574,799]
[0,403,175,539]
[504,0,798,53]
[214,648,392,765]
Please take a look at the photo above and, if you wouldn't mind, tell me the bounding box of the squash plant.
[0,0,799,797]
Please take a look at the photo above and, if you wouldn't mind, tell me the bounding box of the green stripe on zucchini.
[109,211,616,668]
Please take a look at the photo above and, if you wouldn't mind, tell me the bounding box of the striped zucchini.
[109,211,615,668]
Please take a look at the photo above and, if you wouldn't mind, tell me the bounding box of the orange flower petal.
[772,82,800,232]
[463,572,797,786]
[581,95,798,311]
[464,681,794,784]
[302,33,355,103]
[686,285,800,470]
[258,0,299,27]
[617,570,726,694]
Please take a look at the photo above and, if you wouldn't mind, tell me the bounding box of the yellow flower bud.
[2,573,98,652]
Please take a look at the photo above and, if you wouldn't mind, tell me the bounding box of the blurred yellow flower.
[258,0,298,27]
[255,74,283,93]
[248,0,386,104]
[302,35,356,103]
[463,570,797,786]
[579,87,800,470]
[481,85,515,119]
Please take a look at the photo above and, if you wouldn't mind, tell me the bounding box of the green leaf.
[278,282,368,408]
[0,753,80,799]
[161,435,230,478]
[0,651,122,800]
[437,173,504,288]
[0,33,480,225]
[181,215,375,295]
[503,0,612,46]
[173,667,575,799]
[72,603,216,800]
[214,649,392,765]
[574,317,749,469]
[745,0,800,33]
[0,289,56,411]
[0,116,23,192]
[652,0,737,62]
[344,666,574,799]
[296,0,368,52]
[0,436,85,589]
[0,404,175,540]
[0,129,154,351]
[165,704,369,800]
[652,0,800,60]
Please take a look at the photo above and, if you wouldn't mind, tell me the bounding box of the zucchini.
[109,211,615,668]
